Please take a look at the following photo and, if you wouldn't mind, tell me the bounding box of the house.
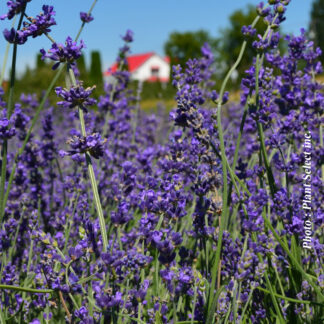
[104,52,170,83]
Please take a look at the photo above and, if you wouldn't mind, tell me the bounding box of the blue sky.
[0,0,313,77]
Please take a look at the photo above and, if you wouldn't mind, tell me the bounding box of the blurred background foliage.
[309,0,324,64]
[2,1,323,109]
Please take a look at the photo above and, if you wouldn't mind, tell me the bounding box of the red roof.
[104,52,170,76]
[104,52,153,76]
[164,56,170,63]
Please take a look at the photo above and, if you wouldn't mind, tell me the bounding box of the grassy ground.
[140,98,176,112]
[140,92,241,113]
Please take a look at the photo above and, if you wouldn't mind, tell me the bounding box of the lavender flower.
[252,34,270,52]
[0,109,16,140]
[242,25,256,38]
[3,28,28,44]
[40,37,85,70]
[122,29,134,42]
[22,5,56,38]
[80,11,94,23]
[29,320,41,324]
[3,5,56,44]
[60,133,106,159]
[0,0,31,20]
[256,2,271,17]
[55,84,96,111]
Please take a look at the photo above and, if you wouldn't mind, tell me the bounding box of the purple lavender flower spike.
[0,0,31,21]
[22,5,56,38]
[40,37,85,70]
[80,11,94,23]
[3,5,56,44]
[61,133,106,160]
[256,2,271,17]
[0,109,16,140]
[252,34,269,52]
[242,25,257,38]
[122,29,134,42]
[55,84,96,112]
[3,28,28,44]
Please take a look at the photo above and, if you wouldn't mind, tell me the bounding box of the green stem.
[55,158,67,205]
[271,258,286,298]
[206,97,228,318]
[220,151,324,305]
[63,192,80,254]
[117,225,123,250]
[116,313,146,324]
[224,283,234,324]
[232,100,250,169]
[68,292,80,310]
[68,67,108,252]
[0,285,53,294]
[173,296,177,324]
[75,0,98,42]
[154,249,159,296]
[262,214,324,302]
[0,8,26,222]
[7,9,26,118]
[256,286,323,305]
[0,17,17,86]
[239,286,255,324]
[253,18,278,199]
[207,17,261,318]
[191,284,198,324]
[256,122,276,197]
[0,141,8,224]
[263,273,285,323]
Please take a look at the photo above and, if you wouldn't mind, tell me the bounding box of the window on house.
[151,66,159,77]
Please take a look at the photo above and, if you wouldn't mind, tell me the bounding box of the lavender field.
[0,0,323,323]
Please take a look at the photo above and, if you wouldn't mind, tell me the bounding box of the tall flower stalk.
[207,13,262,320]
[67,66,108,252]
[0,5,26,221]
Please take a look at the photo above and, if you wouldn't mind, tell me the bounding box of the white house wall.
[131,55,170,82]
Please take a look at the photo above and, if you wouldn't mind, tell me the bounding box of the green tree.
[217,5,269,79]
[164,30,218,68]
[13,54,65,103]
[89,50,103,91]
[309,0,324,64]
[36,53,46,70]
